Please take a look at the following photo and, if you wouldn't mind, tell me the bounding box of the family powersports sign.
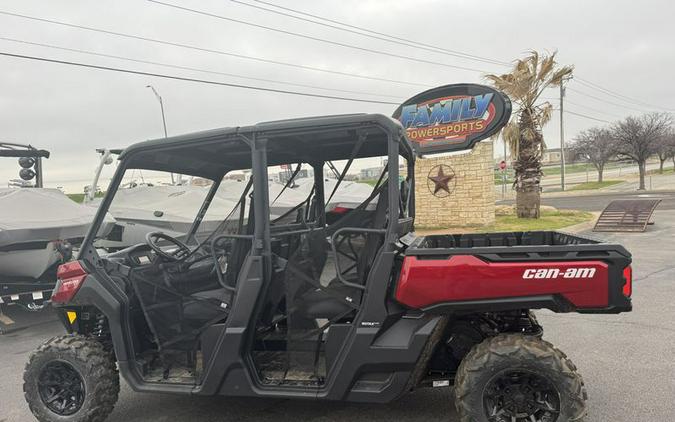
[393,84,512,155]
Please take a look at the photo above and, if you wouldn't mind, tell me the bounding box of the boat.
[91,183,240,249]
[0,188,99,278]
[87,150,310,250]
[0,143,108,308]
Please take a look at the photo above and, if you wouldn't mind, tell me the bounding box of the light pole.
[146,85,181,184]
[559,75,573,191]
[146,85,167,138]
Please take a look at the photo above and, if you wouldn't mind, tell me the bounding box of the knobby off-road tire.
[454,334,587,422]
[24,335,120,422]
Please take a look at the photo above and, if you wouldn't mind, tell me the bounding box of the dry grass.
[417,209,594,235]
[570,180,622,191]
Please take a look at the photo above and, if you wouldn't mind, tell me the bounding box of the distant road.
[498,190,675,212]
[539,162,663,189]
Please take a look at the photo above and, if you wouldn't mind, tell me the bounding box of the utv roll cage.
[75,113,423,398]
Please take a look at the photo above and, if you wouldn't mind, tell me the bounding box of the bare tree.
[612,113,673,190]
[570,127,617,182]
[655,128,675,173]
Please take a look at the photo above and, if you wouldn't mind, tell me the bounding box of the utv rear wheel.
[24,335,120,422]
[454,334,586,422]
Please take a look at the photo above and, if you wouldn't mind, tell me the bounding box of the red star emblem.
[428,166,454,195]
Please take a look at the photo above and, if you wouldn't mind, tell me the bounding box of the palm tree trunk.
[514,110,542,218]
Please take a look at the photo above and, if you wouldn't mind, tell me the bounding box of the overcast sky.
[1,0,673,192]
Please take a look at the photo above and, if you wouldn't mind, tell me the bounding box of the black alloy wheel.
[37,360,86,416]
[24,335,120,422]
[483,369,560,422]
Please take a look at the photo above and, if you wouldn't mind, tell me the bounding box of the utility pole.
[146,85,181,185]
[502,138,507,199]
[559,75,572,191]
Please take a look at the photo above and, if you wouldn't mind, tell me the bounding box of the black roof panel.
[120,113,410,178]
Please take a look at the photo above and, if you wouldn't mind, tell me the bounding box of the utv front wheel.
[454,334,586,422]
[24,335,120,422]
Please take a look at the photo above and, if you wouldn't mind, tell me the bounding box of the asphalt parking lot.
[2,210,674,422]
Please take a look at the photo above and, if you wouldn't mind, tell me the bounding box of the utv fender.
[66,274,129,362]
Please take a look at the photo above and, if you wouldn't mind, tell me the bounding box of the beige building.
[413,141,495,228]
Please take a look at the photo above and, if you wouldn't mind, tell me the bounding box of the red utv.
[24,114,631,422]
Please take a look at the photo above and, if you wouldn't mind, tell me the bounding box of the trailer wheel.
[24,335,120,422]
[454,334,586,422]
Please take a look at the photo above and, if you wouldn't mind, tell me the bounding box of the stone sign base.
[413,141,495,229]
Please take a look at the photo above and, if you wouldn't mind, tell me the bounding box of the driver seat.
[182,199,255,324]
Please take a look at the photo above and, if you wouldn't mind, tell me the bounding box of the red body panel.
[395,255,609,309]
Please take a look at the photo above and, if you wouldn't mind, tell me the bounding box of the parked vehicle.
[0,143,108,308]
[24,114,632,422]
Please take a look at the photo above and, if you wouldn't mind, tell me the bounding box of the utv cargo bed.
[395,231,632,314]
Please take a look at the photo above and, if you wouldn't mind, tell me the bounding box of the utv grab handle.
[330,227,386,290]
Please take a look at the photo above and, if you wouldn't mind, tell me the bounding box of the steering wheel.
[145,231,191,262]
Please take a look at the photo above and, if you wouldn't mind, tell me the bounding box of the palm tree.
[487,51,573,218]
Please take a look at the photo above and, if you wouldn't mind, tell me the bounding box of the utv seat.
[298,182,389,320]
[298,279,359,319]
[182,288,232,320]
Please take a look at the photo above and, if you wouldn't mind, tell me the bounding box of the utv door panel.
[198,254,264,396]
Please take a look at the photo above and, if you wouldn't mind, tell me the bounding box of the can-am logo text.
[522,268,597,279]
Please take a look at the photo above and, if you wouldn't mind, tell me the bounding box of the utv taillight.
[622,266,632,298]
[51,261,87,304]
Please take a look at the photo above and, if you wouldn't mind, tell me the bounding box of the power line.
[0,51,626,131]
[230,0,510,67]
[147,0,496,74]
[0,10,429,88]
[563,99,624,119]
[566,87,658,114]
[575,77,675,112]
[252,0,512,67]
[0,51,401,105]
[0,36,402,99]
[3,6,658,119]
[564,109,612,124]
[249,0,675,115]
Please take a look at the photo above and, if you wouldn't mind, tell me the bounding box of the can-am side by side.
[24,114,631,422]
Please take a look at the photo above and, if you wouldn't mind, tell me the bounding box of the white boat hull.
[0,188,107,281]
